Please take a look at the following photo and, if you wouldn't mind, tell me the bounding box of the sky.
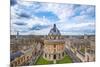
[10,0,95,35]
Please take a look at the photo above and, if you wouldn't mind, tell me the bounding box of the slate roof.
[10,51,24,61]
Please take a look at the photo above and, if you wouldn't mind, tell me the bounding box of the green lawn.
[56,54,73,64]
[35,56,53,65]
[35,53,72,65]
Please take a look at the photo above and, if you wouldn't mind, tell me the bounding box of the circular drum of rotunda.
[43,24,65,61]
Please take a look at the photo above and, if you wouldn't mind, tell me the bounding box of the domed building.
[43,24,65,62]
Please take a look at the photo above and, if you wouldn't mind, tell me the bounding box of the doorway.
[53,54,56,59]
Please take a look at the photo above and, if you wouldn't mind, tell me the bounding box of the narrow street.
[65,48,81,63]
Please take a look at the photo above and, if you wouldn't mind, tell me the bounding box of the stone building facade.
[10,38,42,67]
[65,35,95,62]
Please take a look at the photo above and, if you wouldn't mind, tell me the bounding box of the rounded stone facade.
[43,24,65,61]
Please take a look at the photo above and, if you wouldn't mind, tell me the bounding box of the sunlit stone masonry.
[43,24,65,62]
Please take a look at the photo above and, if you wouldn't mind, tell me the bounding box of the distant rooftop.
[10,51,24,61]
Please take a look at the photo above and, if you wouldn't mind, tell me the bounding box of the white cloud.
[35,3,74,21]
[57,21,95,34]
[10,1,95,35]
[26,16,50,28]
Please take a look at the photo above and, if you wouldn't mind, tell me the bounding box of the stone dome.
[48,24,61,35]
[48,24,61,39]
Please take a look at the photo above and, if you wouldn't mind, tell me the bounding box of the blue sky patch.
[11,1,95,35]
[34,11,59,22]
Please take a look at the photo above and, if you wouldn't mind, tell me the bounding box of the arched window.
[18,59,20,64]
[45,54,47,58]
[53,54,56,59]
[54,45,56,48]
[49,54,51,59]
[62,52,64,56]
